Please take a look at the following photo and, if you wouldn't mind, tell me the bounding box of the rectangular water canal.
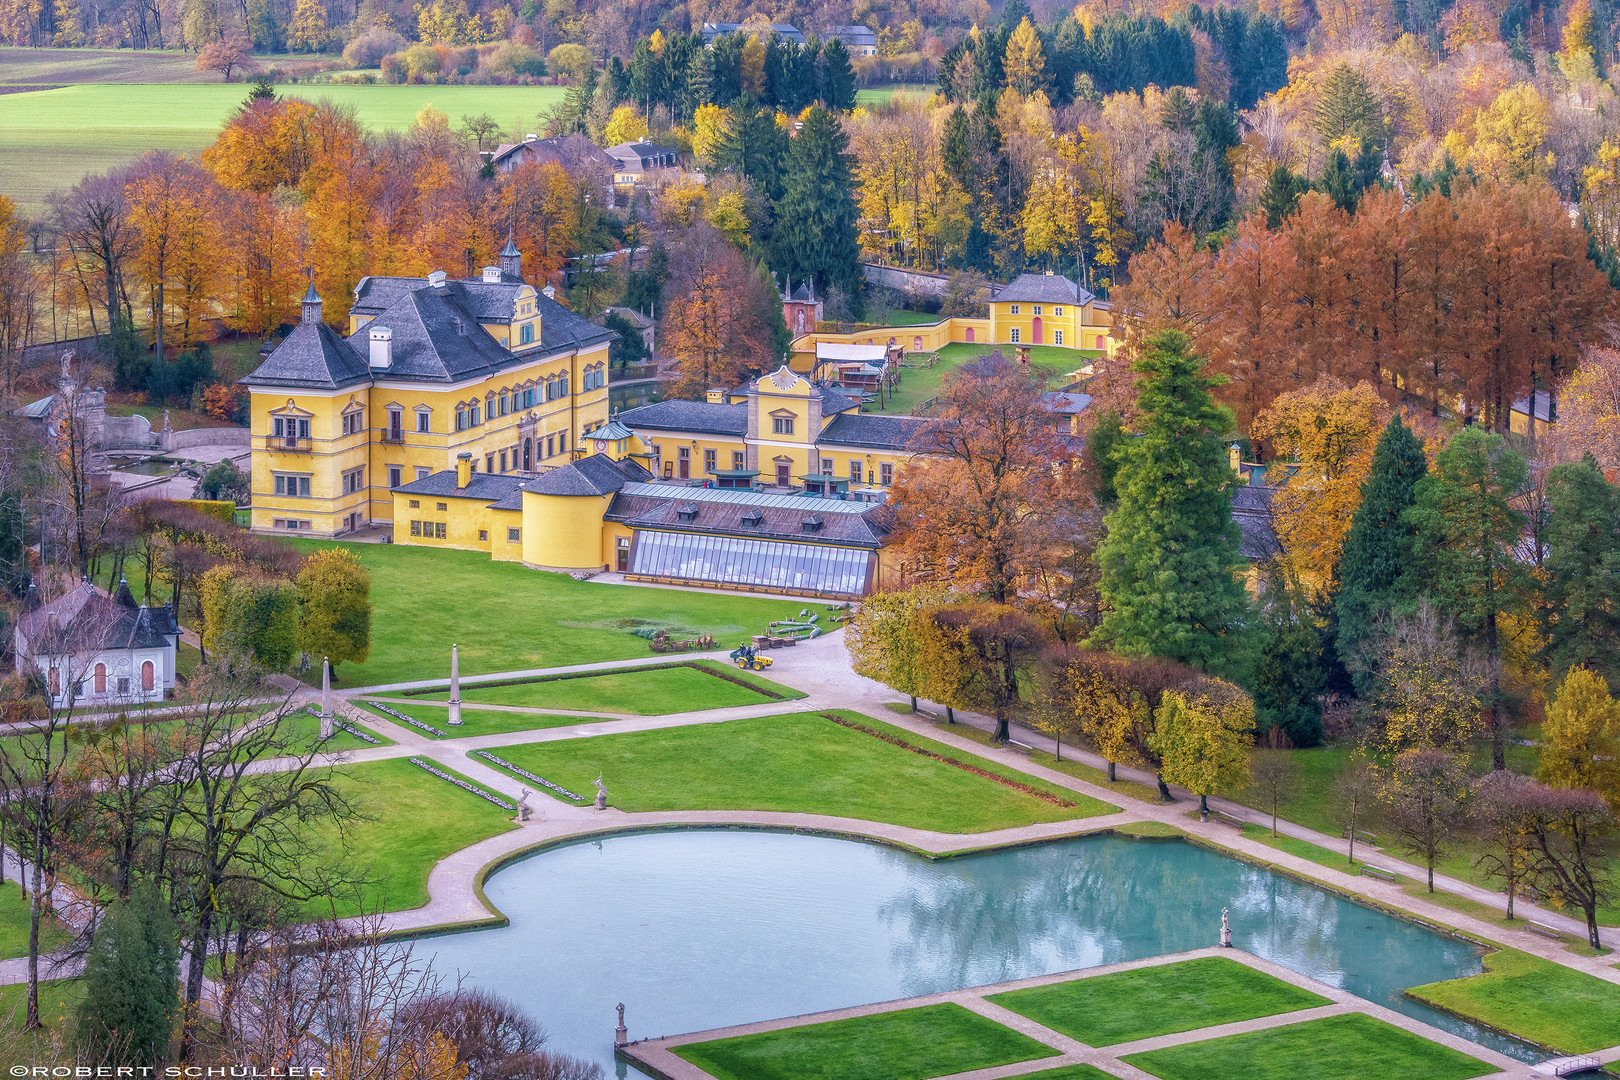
[421,829,1543,1079]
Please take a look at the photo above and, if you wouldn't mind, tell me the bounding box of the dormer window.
[676,503,699,522]
[741,509,763,527]
[800,515,822,533]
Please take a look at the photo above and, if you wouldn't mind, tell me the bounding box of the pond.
[423,830,1538,1079]
[609,381,661,415]
[104,455,176,476]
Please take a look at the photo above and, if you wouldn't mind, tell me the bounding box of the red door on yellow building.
[1032,316,1043,343]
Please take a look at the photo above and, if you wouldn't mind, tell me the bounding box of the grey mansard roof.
[993,273,1095,306]
[238,319,371,391]
[617,399,750,436]
[816,413,928,451]
[345,287,515,384]
[518,454,654,499]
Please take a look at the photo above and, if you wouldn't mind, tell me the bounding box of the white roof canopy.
[814,343,888,362]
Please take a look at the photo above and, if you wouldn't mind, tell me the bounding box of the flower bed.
[474,750,586,802]
[367,701,449,737]
[406,757,515,811]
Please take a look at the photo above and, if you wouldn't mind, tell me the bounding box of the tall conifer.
[772,106,861,298]
[76,886,180,1066]
[1092,330,1254,681]
[1544,458,1620,689]
[1335,415,1427,694]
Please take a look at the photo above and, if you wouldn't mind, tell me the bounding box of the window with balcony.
[271,416,310,443]
[386,409,402,440]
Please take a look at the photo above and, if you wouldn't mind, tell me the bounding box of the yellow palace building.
[242,242,614,537]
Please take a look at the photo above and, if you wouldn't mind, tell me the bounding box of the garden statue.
[1220,907,1232,948]
[615,1002,628,1045]
[594,774,608,810]
[519,788,532,822]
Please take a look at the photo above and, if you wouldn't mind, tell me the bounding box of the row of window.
[1006,304,1065,316]
[272,518,312,530]
[649,447,894,486]
[409,520,448,538]
[1007,328,1064,345]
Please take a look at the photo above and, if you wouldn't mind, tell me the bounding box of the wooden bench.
[1360,865,1399,882]
[1006,740,1035,753]
[1212,811,1247,828]
[1342,828,1378,844]
[1527,921,1563,940]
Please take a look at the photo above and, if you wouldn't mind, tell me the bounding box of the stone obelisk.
[319,657,333,740]
[448,644,463,725]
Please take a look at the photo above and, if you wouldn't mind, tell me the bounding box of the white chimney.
[427,270,447,289]
[525,132,539,141]
[368,325,393,370]
[482,266,501,283]
[542,284,556,299]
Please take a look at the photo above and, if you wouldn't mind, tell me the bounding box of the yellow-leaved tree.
[1560,0,1601,85]
[844,583,952,711]
[1249,377,1389,587]
[1002,17,1046,96]
[602,105,649,147]
[1538,667,1620,805]
[1469,83,1552,184]
[1582,136,1620,253]
[1148,682,1254,816]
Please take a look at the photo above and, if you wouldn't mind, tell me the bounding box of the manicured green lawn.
[358,700,584,738]
[874,342,1099,416]
[0,877,72,960]
[988,957,1329,1047]
[1407,948,1620,1054]
[0,82,567,216]
[1237,823,1371,876]
[307,757,516,917]
[1123,1013,1495,1080]
[1011,1068,1119,1080]
[675,1002,1061,1080]
[486,711,1117,830]
[410,661,799,714]
[0,978,84,1042]
[287,541,806,687]
[279,710,391,752]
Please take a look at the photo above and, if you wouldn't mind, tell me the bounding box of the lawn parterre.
[0,878,72,961]
[1407,948,1620,1054]
[406,660,802,714]
[874,342,1100,416]
[986,957,1329,1046]
[286,541,807,687]
[307,756,517,917]
[484,710,1119,829]
[1121,1013,1496,1080]
[280,710,391,752]
[674,1002,1061,1080]
[357,700,584,738]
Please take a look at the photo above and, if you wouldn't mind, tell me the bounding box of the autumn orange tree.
[660,222,773,399]
[126,152,223,355]
[890,352,1078,604]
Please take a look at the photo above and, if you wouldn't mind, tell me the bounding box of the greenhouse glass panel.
[627,531,872,595]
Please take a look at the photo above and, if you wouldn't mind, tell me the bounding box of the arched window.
[94,663,106,694]
[141,661,154,691]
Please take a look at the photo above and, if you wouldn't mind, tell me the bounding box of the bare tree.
[1472,769,1540,921]
[1522,783,1616,951]
[166,663,357,1057]
[49,171,135,337]
[1246,735,1300,837]
[1379,749,1472,892]
[399,987,605,1080]
[1329,755,1377,865]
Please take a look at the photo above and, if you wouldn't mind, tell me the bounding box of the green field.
[675,1002,1060,1080]
[1407,948,1620,1054]
[409,660,800,714]
[486,710,1118,828]
[986,958,1329,1047]
[287,540,806,687]
[0,82,568,216]
[876,342,1100,416]
[0,876,72,960]
[309,756,516,917]
[1123,1014,1495,1080]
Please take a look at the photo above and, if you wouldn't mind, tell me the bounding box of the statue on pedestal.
[593,775,608,810]
[1220,907,1232,948]
[519,788,532,822]
[614,1002,628,1045]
